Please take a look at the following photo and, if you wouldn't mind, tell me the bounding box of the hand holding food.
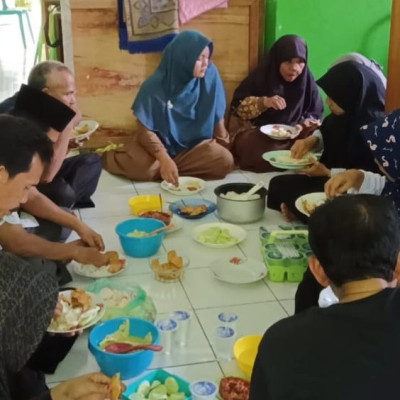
[50,372,112,400]
[76,224,105,251]
[324,169,364,198]
[263,95,286,110]
[48,289,101,332]
[290,136,318,159]
[159,156,179,187]
[110,373,123,400]
[72,245,109,267]
[297,158,330,177]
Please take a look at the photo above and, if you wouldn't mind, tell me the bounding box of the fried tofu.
[70,288,91,312]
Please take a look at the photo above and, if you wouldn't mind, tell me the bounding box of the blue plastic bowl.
[88,317,160,380]
[115,218,165,258]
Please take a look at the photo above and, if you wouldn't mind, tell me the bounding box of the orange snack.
[70,288,91,312]
[110,373,122,400]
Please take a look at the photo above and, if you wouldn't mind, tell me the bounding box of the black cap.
[13,84,76,132]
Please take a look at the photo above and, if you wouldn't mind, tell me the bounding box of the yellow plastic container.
[128,195,162,215]
[233,335,262,377]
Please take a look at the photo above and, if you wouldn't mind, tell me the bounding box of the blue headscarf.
[361,109,400,215]
[132,30,226,157]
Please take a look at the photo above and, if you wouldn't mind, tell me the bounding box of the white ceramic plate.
[295,192,327,217]
[71,120,99,141]
[161,176,205,196]
[47,290,104,334]
[262,150,318,170]
[192,222,247,248]
[260,124,299,140]
[72,258,125,279]
[210,256,267,284]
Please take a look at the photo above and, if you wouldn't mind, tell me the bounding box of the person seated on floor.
[250,194,400,400]
[325,108,400,207]
[0,115,107,286]
[0,116,114,400]
[228,34,324,172]
[295,108,400,313]
[267,60,386,223]
[0,60,102,209]
[0,252,119,400]
[330,52,387,88]
[102,30,234,185]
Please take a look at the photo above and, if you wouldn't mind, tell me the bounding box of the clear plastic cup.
[156,318,178,355]
[214,326,236,361]
[171,310,191,347]
[217,311,238,330]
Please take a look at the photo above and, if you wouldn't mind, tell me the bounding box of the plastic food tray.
[259,225,310,282]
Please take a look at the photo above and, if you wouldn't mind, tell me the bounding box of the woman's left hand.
[298,158,330,177]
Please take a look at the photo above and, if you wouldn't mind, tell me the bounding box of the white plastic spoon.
[241,181,265,200]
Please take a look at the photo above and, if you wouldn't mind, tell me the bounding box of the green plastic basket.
[259,226,310,282]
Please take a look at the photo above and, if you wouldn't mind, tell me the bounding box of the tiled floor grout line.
[178,279,227,377]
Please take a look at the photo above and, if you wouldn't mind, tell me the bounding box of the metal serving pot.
[214,183,267,224]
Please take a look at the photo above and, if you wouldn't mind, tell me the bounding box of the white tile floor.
[47,169,300,388]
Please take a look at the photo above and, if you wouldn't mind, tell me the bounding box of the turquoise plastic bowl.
[88,317,160,380]
[115,218,165,258]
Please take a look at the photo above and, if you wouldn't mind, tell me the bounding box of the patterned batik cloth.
[118,0,179,53]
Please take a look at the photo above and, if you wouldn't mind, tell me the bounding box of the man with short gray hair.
[0,60,102,209]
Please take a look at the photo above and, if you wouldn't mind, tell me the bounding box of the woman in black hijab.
[229,35,323,172]
[267,60,386,223]
[0,252,112,400]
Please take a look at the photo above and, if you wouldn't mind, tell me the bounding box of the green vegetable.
[148,392,167,400]
[165,377,179,395]
[137,381,151,396]
[150,380,162,390]
[133,377,185,400]
[197,227,237,245]
[168,394,185,400]
[150,386,167,396]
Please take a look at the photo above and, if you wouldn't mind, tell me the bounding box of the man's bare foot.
[280,203,296,222]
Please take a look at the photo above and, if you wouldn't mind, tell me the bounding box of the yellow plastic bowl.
[128,195,162,216]
[233,335,262,377]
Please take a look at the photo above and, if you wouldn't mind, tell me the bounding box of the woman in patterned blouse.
[228,35,323,172]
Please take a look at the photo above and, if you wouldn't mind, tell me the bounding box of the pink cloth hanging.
[179,0,228,25]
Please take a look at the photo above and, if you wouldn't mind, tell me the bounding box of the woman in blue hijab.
[103,30,234,184]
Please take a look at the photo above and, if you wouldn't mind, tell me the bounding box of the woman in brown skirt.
[102,30,233,185]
